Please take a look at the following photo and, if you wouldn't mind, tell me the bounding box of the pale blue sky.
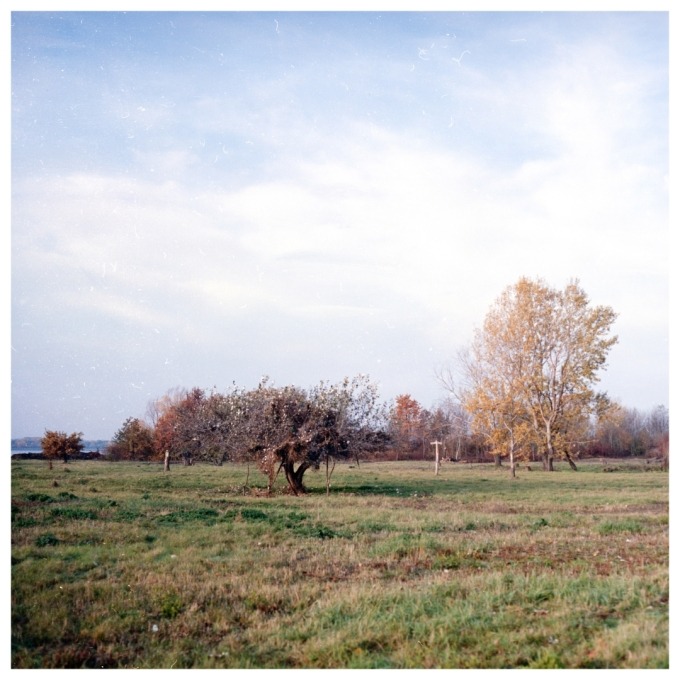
[10,8,669,440]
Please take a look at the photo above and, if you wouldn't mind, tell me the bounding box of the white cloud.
[14,92,666,347]
[11,11,668,438]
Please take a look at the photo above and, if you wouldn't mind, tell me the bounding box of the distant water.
[12,442,109,455]
[12,447,107,458]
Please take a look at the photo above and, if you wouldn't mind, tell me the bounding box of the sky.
[9,6,670,441]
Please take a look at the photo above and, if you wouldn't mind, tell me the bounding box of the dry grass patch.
[11,458,668,668]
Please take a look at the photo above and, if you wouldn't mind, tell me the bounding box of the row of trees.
[591,403,669,459]
[41,387,668,484]
[46,276,667,485]
[106,376,388,494]
[387,393,669,464]
[388,394,476,461]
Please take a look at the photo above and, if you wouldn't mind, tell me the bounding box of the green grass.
[11,458,668,668]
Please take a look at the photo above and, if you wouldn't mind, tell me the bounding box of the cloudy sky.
[10,7,669,440]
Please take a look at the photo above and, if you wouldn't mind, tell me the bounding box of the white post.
[431,441,442,476]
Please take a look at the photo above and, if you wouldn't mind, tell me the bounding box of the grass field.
[11,457,668,669]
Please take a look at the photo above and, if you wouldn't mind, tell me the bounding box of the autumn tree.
[145,387,187,428]
[107,417,155,460]
[592,401,629,456]
[152,387,208,465]
[151,387,189,461]
[389,394,423,459]
[40,430,83,466]
[457,277,617,472]
[459,338,532,476]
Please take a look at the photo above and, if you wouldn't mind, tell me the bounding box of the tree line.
[387,394,668,466]
[39,277,669,485]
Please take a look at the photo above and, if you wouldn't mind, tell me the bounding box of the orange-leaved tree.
[389,394,423,459]
[40,430,83,466]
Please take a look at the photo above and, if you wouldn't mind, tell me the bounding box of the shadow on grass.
[316,476,510,498]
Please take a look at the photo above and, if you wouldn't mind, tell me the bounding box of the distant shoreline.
[11,450,105,460]
[11,438,110,455]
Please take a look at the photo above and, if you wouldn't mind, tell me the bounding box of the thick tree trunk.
[293,463,309,493]
[164,450,170,472]
[493,454,502,467]
[283,461,309,495]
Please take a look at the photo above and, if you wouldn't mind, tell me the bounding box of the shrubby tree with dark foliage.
[106,417,155,460]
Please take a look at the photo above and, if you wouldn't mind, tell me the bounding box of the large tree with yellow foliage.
[461,277,617,472]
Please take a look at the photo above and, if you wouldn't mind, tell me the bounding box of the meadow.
[11,457,668,669]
